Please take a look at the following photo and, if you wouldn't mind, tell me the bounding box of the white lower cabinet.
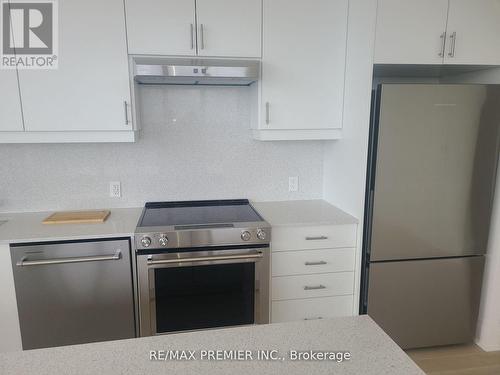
[272,295,354,323]
[270,223,357,323]
[272,272,354,301]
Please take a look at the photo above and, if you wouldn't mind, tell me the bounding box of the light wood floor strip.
[406,344,500,375]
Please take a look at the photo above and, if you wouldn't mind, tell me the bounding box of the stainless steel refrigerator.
[361,84,500,349]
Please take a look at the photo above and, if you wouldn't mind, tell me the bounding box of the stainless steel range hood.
[133,57,260,86]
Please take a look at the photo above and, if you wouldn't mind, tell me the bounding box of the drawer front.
[272,248,355,277]
[271,224,357,251]
[272,272,354,300]
[271,295,353,323]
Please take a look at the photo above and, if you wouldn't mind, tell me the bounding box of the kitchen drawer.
[271,295,353,323]
[272,248,355,277]
[272,272,354,301]
[271,224,357,251]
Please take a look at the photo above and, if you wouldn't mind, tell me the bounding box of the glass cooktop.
[138,199,263,227]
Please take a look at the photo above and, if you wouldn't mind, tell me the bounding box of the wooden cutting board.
[42,210,111,225]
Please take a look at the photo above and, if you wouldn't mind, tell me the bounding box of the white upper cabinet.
[374,0,449,65]
[125,0,261,58]
[445,0,500,65]
[196,0,262,57]
[125,0,196,56]
[375,0,500,65]
[17,0,132,132]
[0,70,23,131]
[254,0,348,140]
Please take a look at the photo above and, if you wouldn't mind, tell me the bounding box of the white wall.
[0,86,324,213]
[322,0,377,314]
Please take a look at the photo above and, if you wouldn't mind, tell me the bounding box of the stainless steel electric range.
[134,199,271,337]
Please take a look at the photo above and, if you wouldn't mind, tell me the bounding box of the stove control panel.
[135,227,270,250]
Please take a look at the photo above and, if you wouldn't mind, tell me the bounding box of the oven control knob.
[256,229,267,240]
[241,231,252,241]
[158,235,169,247]
[141,236,152,248]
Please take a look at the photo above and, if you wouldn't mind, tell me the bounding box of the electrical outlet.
[109,181,121,198]
[288,176,299,192]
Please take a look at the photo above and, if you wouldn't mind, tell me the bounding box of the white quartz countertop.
[252,200,358,227]
[0,208,142,244]
[0,316,423,375]
[0,200,355,244]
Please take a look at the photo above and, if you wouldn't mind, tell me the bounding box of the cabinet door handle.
[124,101,130,125]
[304,285,326,291]
[305,261,328,266]
[190,24,194,50]
[200,24,205,50]
[438,32,446,57]
[448,32,457,57]
[304,316,323,321]
[265,102,270,125]
[305,236,328,241]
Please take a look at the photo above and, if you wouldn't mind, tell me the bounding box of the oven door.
[137,248,269,336]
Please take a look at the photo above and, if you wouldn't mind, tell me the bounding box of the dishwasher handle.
[16,250,122,267]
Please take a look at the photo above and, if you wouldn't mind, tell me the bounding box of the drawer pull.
[305,261,327,266]
[305,236,328,241]
[304,284,326,291]
[304,316,323,321]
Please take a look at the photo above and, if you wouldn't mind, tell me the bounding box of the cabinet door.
[445,0,500,65]
[17,0,132,131]
[0,70,23,131]
[125,0,196,56]
[374,0,449,64]
[261,0,348,130]
[196,0,261,57]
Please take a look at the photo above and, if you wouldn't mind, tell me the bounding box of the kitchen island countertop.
[0,316,423,375]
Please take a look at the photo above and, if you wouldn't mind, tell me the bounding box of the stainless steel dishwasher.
[10,238,136,350]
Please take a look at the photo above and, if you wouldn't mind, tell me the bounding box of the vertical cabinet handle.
[265,102,270,125]
[448,32,457,57]
[124,101,130,125]
[190,24,194,50]
[200,24,205,50]
[438,32,446,57]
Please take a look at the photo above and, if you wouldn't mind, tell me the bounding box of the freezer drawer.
[11,238,135,350]
[367,256,484,349]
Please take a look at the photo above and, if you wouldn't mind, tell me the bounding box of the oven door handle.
[146,251,264,265]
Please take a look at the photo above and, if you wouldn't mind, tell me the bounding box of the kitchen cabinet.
[124,0,196,56]
[252,0,348,141]
[196,0,261,57]
[445,0,500,65]
[125,0,262,58]
[0,243,22,353]
[374,0,449,65]
[0,70,24,131]
[270,223,357,323]
[375,0,500,65]
[16,0,134,135]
